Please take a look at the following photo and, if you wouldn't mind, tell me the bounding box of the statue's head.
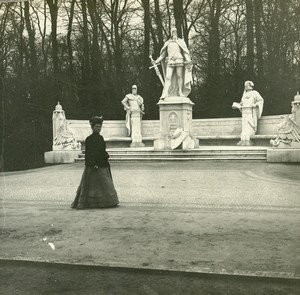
[171,27,177,38]
[90,115,103,132]
[132,84,137,95]
[244,80,254,91]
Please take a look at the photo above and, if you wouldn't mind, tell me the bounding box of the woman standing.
[71,116,119,209]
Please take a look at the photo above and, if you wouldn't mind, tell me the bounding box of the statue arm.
[253,91,263,105]
[155,50,166,64]
[121,96,130,111]
[183,51,191,63]
[253,91,264,118]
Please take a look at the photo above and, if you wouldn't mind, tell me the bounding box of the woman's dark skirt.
[71,165,119,209]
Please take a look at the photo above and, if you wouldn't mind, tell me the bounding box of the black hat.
[89,116,103,127]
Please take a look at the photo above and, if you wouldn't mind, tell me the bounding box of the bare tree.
[24,1,38,77]
[46,0,59,79]
[245,0,254,80]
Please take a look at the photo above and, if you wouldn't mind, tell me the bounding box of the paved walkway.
[1,162,300,279]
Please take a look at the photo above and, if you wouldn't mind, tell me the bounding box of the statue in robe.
[232,81,264,146]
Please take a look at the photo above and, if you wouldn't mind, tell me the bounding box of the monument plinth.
[154,96,199,150]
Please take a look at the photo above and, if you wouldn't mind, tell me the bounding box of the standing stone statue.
[232,81,264,146]
[154,27,193,99]
[121,85,145,147]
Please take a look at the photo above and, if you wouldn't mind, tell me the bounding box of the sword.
[149,55,165,86]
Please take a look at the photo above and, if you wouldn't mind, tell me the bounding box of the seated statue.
[53,104,81,150]
[232,81,264,146]
[270,104,300,147]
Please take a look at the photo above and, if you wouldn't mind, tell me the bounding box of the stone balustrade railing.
[67,115,283,144]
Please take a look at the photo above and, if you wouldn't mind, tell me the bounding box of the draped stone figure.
[232,81,264,146]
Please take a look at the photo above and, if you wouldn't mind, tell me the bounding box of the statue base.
[130,142,145,148]
[267,148,300,163]
[237,140,254,146]
[154,96,199,150]
[270,141,300,149]
[53,145,81,151]
[44,150,81,164]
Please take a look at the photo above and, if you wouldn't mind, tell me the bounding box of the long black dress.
[71,132,119,209]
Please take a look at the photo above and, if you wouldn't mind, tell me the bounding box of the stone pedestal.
[130,110,145,147]
[267,148,300,162]
[154,96,199,150]
[44,150,80,164]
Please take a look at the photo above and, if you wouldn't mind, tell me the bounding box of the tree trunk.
[254,0,263,83]
[142,0,151,102]
[246,0,255,80]
[17,2,25,79]
[87,0,100,81]
[206,0,222,116]
[173,0,183,38]
[208,0,221,81]
[46,0,59,79]
[81,0,90,81]
[154,0,163,51]
[24,1,38,77]
[67,0,75,76]
[87,0,101,109]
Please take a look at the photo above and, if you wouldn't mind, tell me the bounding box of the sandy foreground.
[1,162,300,278]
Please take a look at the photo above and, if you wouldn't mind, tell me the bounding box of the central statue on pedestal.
[153,27,193,99]
[151,27,198,150]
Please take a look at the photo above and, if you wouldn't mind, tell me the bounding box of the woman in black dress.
[71,116,119,209]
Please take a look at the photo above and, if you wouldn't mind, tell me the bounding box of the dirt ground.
[1,162,300,294]
[1,203,299,278]
[1,260,299,295]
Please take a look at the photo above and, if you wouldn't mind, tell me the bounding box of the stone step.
[81,135,276,148]
[76,156,266,162]
[75,147,267,162]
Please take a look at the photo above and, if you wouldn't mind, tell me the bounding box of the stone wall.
[68,115,283,142]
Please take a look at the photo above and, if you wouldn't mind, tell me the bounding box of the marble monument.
[151,27,198,150]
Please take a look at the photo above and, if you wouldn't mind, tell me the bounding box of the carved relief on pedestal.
[168,112,178,135]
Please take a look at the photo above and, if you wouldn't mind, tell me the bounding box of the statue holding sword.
[150,27,193,100]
